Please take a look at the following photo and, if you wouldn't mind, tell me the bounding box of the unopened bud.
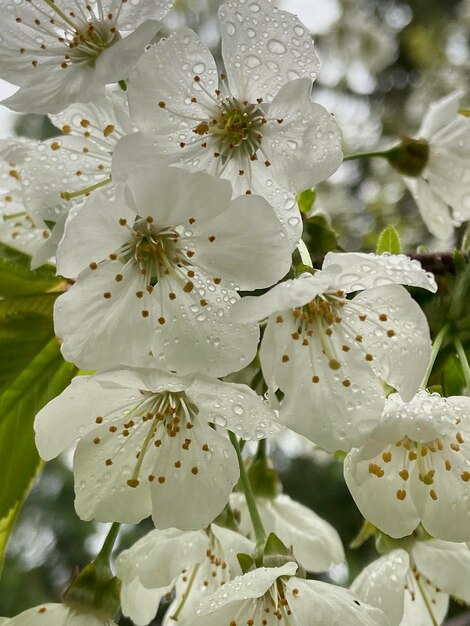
[385,137,430,177]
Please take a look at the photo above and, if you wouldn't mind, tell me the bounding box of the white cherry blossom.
[344,390,470,542]
[116,524,253,626]
[34,367,282,529]
[0,604,116,626]
[230,492,345,573]
[116,0,343,247]
[0,138,51,264]
[233,252,437,452]
[352,540,470,626]
[403,91,470,239]
[54,164,291,374]
[0,0,173,114]
[189,562,388,626]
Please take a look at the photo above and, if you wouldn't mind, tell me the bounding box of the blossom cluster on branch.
[0,0,469,625]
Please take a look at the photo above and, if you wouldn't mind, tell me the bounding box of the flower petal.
[348,284,431,401]
[403,176,455,240]
[419,91,464,139]
[219,0,319,102]
[188,378,282,440]
[34,375,134,461]
[150,420,240,530]
[266,78,343,190]
[351,550,409,626]
[286,578,389,626]
[190,194,293,289]
[322,252,437,293]
[120,577,167,626]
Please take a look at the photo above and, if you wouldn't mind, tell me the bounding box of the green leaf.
[296,187,316,214]
[376,225,401,255]
[304,215,341,256]
[0,242,63,297]
[0,338,76,569]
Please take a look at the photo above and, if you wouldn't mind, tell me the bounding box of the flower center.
[67,18,119,65]
[193,97,266,160]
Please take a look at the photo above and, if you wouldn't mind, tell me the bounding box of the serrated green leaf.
[0,242,63,297]
[0,293,57,319]
[376,225,401,255]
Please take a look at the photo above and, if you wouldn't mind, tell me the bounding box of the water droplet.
[267,39,286,54]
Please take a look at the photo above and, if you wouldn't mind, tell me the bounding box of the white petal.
[190,194,292,289]
[2,64,100,115]
[56,191,134,278]
[73,418,153,523]
[344,445,422,539]
[197,563,298,614]
[401,575,448,626]
[286,578,389,626]
[96,21,161,84]
[232,272,334,323]
[219,0,319,102]
[124,165,232,228]
[403,176,455,240]
[322,252,437,293]
[128,29,218,135]
[266,78,343,190]
[210,524,255,577]
[351,550,409,626]
[120,577,167,626]
[419,91,464,139]
[54,264,156,371]
[34,375,134,461]
[150,421,239,530]
[348,284,431,401]
[188,378,282,440]
[412,539,470,603]
[7,604,108,626]
[116,0,173,30]
[231,493,344,572]
[427,154,470,222]
[116,528,208,588]
[261,314,385,452]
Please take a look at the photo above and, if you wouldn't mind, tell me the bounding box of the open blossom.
[188,562,388,626]
[0,604,116,625]
[34,367,282,529]
[352,540,470,626]
[116,525,253,626]
[116,0,342,246]
[54,164,291,374]
[233,252,437,452]
[0,138,52,264]
[403,91,470,239]
[344,391,470,542]
[0,0,173,114]
[230,492,345,573]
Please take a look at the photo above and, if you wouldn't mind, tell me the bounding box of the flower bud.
[385,137,430,177]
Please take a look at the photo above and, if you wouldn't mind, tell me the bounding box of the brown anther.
[202,444,210,452]
[175,460,182,468]
[109,425,117,433]
[213,277,221,284]
[105,459,113,466]
[158,317,166,325]
[379,314,388,321]
[183,281,194,293]
[95,416,103,424]
[89,262,98,270]
[387,329,395,337]
[359,314,367,321]
[136,291,144,298]
[93,437,100,444]
[103,124,115,137]
[158,101,166,108]
[127,479,140,488]
[430,489,438,500]
[328,359,341,370]
[342,379,351,387]
[368,463,384,478]
[282,354,289,362]
[342,345,350,352]
[208,235,216,242]
[119,218,127,225]
[51,141,60,151]
[396,489,407,500]
[382,451,392,463]
[276,315,284,323]
[312,375,320,383]
[115,274,123,282]
[158,476,166,484]
[142,310,150,318]
[103,292,112,299]
[191,466,199,474]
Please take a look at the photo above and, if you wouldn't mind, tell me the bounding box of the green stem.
[229,432,266,549]
[343,149,393,162]
[455,337,470,391]
[420,323,450,388]
[95,523,120,566]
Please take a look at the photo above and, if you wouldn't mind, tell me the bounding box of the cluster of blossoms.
[1,0,470,625]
